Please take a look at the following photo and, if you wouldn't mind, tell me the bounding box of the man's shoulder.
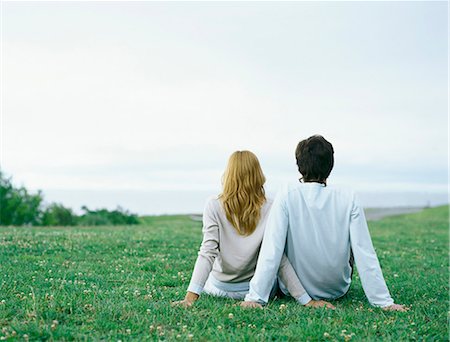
[281,181,354,194]
[281,181,302,194]
[324,184,356,203]
[327,184,355,195]
[274,182,306,205]
[265,197,274,206]
[282,182,356,202]
[274,182,358,205]
[271,182,297,203]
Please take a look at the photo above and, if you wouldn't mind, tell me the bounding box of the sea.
[43,189,449,216]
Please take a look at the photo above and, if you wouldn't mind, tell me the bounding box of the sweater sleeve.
[278,253,312,305]
[187,199,220,295]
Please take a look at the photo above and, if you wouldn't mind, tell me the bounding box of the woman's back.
[191,196,273,287]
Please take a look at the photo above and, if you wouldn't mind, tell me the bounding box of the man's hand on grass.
[305,300,336,310]
[171,292,199,308]
[240,301,263,309]
[382,304,408,312]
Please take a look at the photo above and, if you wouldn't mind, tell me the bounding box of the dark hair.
[295,135,334,185]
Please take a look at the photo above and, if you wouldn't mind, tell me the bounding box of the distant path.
[364,207,424,221]
[189,214,203,222]
[190,207,425,222]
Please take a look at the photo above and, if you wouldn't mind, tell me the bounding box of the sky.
[1,1,449,214]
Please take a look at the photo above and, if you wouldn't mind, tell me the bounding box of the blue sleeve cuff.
[297,293,312,305]
[373,299,395,308]
[244,293,267,305]
[187,283,203,295]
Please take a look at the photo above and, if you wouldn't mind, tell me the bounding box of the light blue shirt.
[245,182,394,307]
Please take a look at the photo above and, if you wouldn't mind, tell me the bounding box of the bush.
[0,170,43,226]
[0,170,140,227]
[78,206,139,226]
[42,203,77,226]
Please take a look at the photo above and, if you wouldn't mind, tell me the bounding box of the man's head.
[295,135,334,184]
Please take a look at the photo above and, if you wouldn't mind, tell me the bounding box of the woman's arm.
[278,254,311,304]
[278,254,335,309]
[173,199,220,307]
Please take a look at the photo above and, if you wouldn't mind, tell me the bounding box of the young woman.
[173,151,334,308]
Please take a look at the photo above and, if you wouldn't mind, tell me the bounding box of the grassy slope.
[0,206,448,341]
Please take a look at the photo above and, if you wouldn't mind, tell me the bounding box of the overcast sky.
[2,1,448,212]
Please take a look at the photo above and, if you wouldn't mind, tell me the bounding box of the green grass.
[0,206,448,341]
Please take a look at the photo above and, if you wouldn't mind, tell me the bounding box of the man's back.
[244,135,403,310]
[283,182,355,299]
[246,180,393,307]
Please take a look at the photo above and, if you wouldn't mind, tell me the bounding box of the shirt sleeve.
[187,199,220,295]
[278,253,312,305]
[349,194,394,307]
[244,191,289,304]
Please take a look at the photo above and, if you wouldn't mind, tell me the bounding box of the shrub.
[78,206,139,226]
[42,203,77,226]
[0,170,43,226]
[1,170,140,227]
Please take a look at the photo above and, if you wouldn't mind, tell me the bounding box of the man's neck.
[299,178,327,186]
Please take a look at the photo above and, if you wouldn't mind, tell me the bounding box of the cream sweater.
[187,196,309,303]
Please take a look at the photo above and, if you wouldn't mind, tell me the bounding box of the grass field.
[0,206,448,341]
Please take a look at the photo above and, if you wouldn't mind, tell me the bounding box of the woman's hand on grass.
[305,300,336,310]
[382,304,408,312]
[172,292,199,308]
[240,301,263,309]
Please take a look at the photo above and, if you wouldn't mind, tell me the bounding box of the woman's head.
[220,151,266,236]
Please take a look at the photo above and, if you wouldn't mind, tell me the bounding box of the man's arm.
[243,191,289,305]
[349,195,406,311]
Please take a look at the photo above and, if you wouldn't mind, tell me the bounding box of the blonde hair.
[219,151,266,236]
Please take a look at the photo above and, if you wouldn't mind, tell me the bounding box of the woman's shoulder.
[203,195,222,214]
[204,194,219,205]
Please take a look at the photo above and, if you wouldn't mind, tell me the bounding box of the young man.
[242,135,406,311]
